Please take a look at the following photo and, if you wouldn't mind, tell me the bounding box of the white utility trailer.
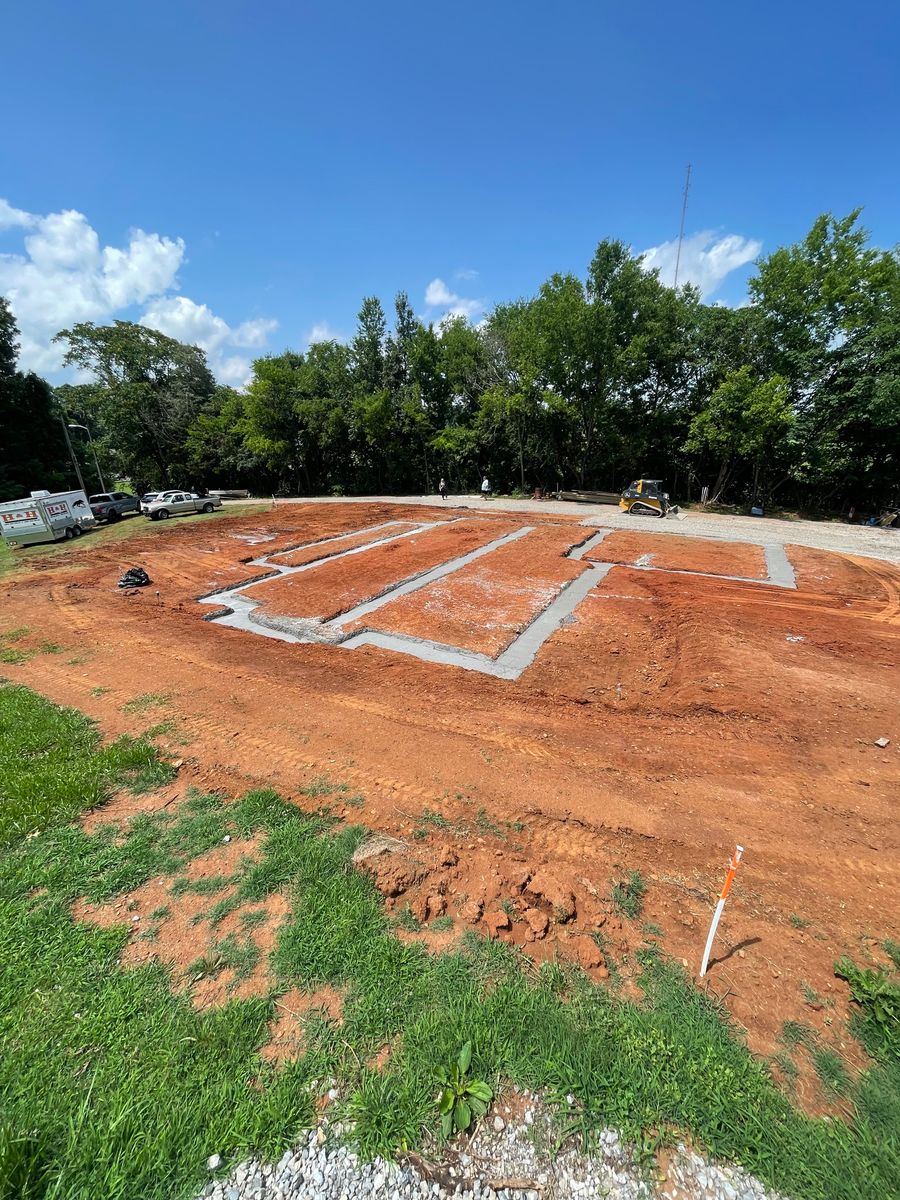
[0,489,97,548]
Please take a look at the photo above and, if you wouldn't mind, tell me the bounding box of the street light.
[68,423,107,493]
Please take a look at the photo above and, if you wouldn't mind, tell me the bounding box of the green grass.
[0,683,175,848]
[812,1047,852,1096]
[121,692,171,714]
[611,870,647,919]
[300,775,349,799]
[0,626,31,642]
[1,685,899,1200]
[790,913,812,929]
[0,647,34,664]
[883,940,900,972]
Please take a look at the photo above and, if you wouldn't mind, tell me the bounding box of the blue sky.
[2,0,898,384]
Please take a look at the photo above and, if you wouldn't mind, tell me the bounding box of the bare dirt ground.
[2,500,898,1116]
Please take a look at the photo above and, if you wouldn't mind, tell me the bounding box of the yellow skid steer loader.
[619,479,679,518]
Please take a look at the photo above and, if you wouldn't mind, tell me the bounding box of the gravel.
[197,1091,788,1200]
[260,495,900,565]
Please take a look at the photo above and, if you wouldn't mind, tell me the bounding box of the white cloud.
[140,296,278,388]
[0,198,36,230]
[307,320,345,346]
[454,267,479,282]
[0,197,275,384]
[638,230,762,298]
[424,276,484,322]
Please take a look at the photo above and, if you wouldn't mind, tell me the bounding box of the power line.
[673,162,692,289]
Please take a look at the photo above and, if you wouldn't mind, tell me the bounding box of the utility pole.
[59,418,86,493]
[673,162,692,289]
[69,423,106,492]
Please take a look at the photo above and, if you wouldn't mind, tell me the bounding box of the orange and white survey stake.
[699,844,744,978]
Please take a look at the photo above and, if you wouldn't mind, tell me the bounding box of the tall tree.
[350,297,387,396]
[54,321,216,489]
[0,298,71,500]
[684,367,794,503]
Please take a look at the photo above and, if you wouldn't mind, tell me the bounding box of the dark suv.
[88,491,141,523]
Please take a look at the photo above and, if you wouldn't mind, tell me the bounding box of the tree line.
[1,209,897,511]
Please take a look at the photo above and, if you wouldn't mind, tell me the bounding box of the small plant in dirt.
[89,686,110,697]
[0,626,31,643]
[394,904,422,933]
[812,1046,852,1096]
[436,1043,493,1138]
[790,913,811,929]
[300,775,348,798]
[0,647,34,665]
[39,642,62,655]
[835,957,900,1040]
[500,898,518,922]
[611,870,646,919]
[782,1020,815,1048]
[121,692,171,714]
[884,940,900,972]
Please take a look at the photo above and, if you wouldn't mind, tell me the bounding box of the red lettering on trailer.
[2,510,40,524]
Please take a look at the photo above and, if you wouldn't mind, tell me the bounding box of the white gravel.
[196,1091,788,1200]
[247,495,900,565]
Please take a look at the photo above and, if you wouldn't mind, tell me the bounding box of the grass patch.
[0,683,175,848]
[39,641,62,655]
[144,720,176,739]
[0,626,31,643]
[790,913,812,929]
[170,874,233,899]
[121,692,171,714]
[812,1047,852,1096]
[883,940,900,972]
[611,870,647,919]
[1,686,899,1200]
[89,686,110,698]
[0,646,35,664]
[430,915,454,932]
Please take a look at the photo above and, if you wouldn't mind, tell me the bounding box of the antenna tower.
[673,163,692,289]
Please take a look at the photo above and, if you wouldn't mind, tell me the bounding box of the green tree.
[0,298,71,501]
[684,367,794,503]
[350,297,386,396]
[243,353,303,491]
[749,211,900,506]
[54,321,216,489]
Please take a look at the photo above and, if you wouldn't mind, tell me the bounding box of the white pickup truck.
[141,491,223,521]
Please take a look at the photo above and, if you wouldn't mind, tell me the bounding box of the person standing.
[481,476,490,497]
[439,477,447,500]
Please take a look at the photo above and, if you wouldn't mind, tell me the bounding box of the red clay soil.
[789,544,900,604]
[345,523,584,655]
[3,502,899,1115]
[586,530,768,579]
[72,836,293,1010]
[271,521,424,567]
[261,985,345,1064]
[250,517,522,621]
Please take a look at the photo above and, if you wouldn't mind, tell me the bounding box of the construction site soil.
[2,500,898,1117]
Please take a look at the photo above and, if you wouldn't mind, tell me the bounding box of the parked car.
[89,491,141,523]
[142,492,223,520]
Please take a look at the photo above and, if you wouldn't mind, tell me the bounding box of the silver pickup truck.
[89,491,141,522]
[141,492,223,521]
